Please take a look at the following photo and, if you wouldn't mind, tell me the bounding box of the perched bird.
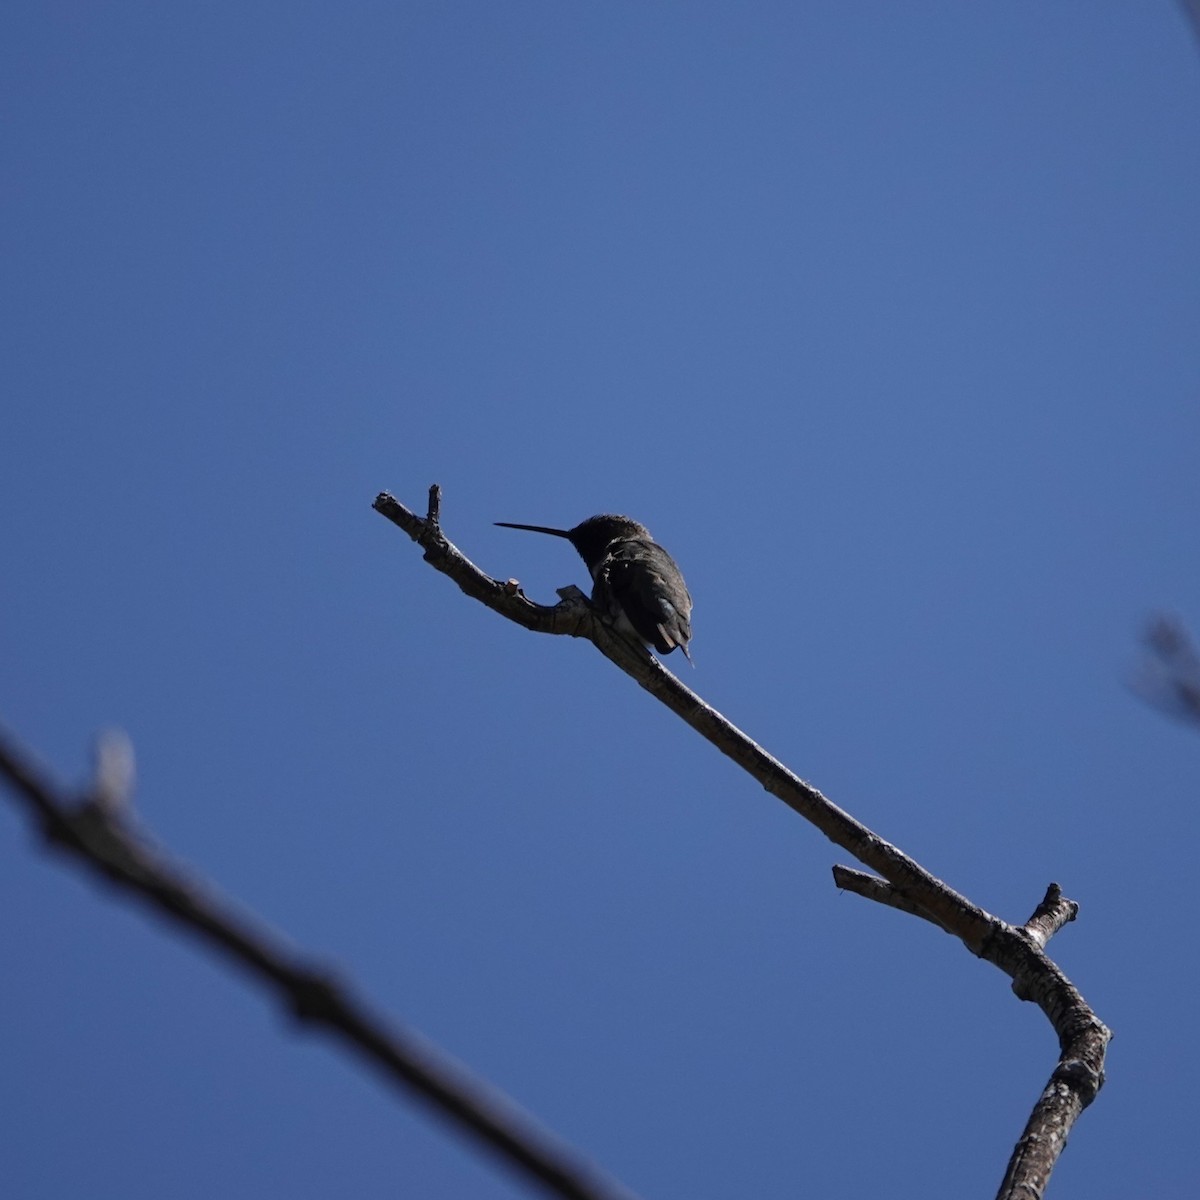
[496,514,693,662]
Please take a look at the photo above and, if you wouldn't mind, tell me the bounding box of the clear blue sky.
[3,4,1199,1198]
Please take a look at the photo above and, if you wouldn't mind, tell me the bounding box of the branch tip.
[1020,883,1079,950]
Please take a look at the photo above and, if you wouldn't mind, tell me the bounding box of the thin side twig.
[1020,883,1079,951]
[0,724,641,1200]
[831,865,949,928]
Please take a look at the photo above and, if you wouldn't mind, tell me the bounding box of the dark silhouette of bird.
[496,514,693,662]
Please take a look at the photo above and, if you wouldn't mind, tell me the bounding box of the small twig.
[831,865,946,928]
[0,724,642,1200]
[1020,883,1078,951]
[375,486,1111,1200]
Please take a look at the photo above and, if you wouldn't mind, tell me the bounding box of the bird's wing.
[598,540,693,656]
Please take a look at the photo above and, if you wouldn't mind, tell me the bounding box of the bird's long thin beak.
[494,522,572,539]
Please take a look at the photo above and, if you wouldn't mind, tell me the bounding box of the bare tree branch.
[1133,614,1200,730]
[375,486,1111,1200]
[0,724,642,1200]
[1180,0,1200,52]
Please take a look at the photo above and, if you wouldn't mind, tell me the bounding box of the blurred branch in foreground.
[0,724,641,1200]
[1133,614,1200,730]
[376,485,1111,1200]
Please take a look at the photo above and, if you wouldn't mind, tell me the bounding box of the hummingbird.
[495,514,693,662]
